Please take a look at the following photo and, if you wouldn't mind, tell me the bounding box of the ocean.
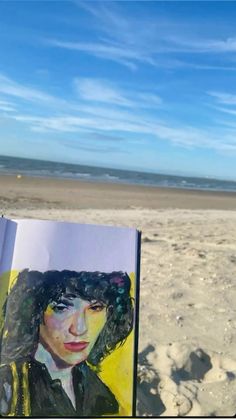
[0,155,236,193]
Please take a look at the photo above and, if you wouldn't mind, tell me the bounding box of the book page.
[0,218,140,417]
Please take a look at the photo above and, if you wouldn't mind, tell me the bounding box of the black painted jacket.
[0,357,119,417]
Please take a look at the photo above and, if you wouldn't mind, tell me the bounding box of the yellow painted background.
[0,270,136,416]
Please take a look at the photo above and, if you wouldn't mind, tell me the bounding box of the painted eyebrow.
[62,293,105,304]
[63,293,77,300]
[89,300,105,305]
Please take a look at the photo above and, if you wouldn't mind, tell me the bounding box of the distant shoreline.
[2,170,236,192]
[1,170,236,194]
[1,174,236,211]
[1,155,236,194]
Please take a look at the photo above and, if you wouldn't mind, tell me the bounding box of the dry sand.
[1,174,236,416]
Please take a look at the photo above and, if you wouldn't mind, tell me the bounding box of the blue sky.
[1,1,236,179]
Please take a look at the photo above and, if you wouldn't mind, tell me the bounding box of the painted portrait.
[0,269,134,416]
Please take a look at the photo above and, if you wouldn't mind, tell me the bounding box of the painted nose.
[69,312,87,336]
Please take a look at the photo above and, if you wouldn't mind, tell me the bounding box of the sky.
[1,1,236,179]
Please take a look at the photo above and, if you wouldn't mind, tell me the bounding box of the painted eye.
[52,303,68,313]
[89,303,105,312]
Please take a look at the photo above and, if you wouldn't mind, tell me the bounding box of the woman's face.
[39,294,107,366]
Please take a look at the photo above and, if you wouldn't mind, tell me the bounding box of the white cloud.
[137,93,162,107]
[2,73,236,155]
[0,74,58,104]
[0,73,163,123]
[45,38,157,70]
[74,77,162,108]
[56,1,236,73]
[0,99,16,112]
[208,91,236,105]
[9,106,236,154]
[169,36,236,54]
[214,106,236,116]
[44,33,236,72]
[74,78,133,107]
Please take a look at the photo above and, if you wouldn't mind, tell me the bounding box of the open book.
[0,217,141,417]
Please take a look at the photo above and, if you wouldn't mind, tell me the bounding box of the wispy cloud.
[0,74,58,104]
[207,90,236,125]
[43,2,236,72]
[45,35,236,71]
[137,93,162,106]
[78,0,236,54]
[45,38,155,70]
[0,73,162,119]
[208,91,236,105]
[214,106,236,117]
[43,2,175,69]
[168,36,236,54]
[74,77,162,107]
[10,112,152,135]
[0,99,16,112]
[3,73,236,155]
[75,0,153,50]
[8,107,236,154]
[74,78,133,107]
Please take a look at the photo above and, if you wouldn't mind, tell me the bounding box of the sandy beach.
[1,174,236,416]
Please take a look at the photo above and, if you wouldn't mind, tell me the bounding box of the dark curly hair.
[0,270,134,366]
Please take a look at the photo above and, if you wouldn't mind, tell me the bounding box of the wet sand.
[1,174,236,212]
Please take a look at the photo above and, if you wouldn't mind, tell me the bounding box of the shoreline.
[2,169,236,194]
[1,174,236,211]
[2,170,236,195]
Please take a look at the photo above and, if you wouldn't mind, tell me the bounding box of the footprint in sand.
[142,342,236,416]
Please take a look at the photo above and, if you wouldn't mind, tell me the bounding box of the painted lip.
[64,342,89,352]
